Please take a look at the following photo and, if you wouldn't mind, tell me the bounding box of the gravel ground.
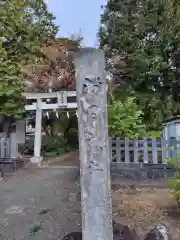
[1,152,180,240]
[112,187,180,240]
[0,167,81,240]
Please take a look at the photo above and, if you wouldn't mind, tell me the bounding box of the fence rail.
[109,138,180,164]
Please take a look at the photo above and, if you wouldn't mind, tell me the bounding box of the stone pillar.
[74,48,113,240]
[31,99,43,164]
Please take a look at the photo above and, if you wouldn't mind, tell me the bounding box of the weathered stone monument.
[74,48,113,240]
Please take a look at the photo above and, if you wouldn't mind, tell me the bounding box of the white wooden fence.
[0,134,18,159]
[0,138,11,158]
[109,138,180,164]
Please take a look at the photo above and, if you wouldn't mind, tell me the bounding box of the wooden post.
[30,99,43,164]
[74,48,113,240]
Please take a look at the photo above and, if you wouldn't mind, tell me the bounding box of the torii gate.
[23,91,77,164]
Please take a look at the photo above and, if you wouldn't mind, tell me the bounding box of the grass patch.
[29,223,43,236]
[39,208,52,215]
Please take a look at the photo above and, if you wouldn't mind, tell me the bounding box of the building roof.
[163,115,180,124]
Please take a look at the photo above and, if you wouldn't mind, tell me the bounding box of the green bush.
[19,135,77,157]
[168,178,180,205]
[168,154,180,205]
[19,138,34,155]
[108,96,146,139]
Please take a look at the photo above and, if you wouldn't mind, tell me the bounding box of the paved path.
[0,167,81,240]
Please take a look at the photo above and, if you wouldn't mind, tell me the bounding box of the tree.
[24,37,81,141]
[23,37,81,92]
[108,94,146,138]
[99,0,180,130]
[0,0,58,117]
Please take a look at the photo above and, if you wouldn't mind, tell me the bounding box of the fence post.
[133,139,138,163]
[5,138,11,157]
[125,138,130,163]
[0,138,5,158]
[109,137,112,163]
[116,137,121,162]
[143,139,148,163]
[74,48,113,240]
[10,133,17,158]
[163,139,170,163]
[161,138,166,163]
[152,139,158,164]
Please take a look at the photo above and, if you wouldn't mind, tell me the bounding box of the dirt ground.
[112,186,180,240]
[42,150,80,167]
[44,151,180,240]
[0,167,81,240]
[2,151,179,240]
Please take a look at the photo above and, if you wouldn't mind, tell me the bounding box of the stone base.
[30,156,43,166]
[111,162,175,181]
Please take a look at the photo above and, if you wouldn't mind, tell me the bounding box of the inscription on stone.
[80,77,107,171]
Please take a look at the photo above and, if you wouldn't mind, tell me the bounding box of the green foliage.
[108,96,146,138]
[18,138,33,155]
[38,208,51,215]
[29,223,42,236]
[99,0,180,130]
[0,0,58,117]
[168,150,180,205]
[19,135,77,157]
[0,60,24,116]
[146,130,162,138]
[65,127,78,146]
[168,174,180,205]
[63,111,79,146]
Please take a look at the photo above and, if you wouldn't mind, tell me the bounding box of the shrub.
[19,135,76,157]
[168,178,180,205]
[108,96,146,139]
[168,154,180,205]
[19,137,34,155]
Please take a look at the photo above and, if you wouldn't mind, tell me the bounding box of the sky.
[46,0,106,47]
